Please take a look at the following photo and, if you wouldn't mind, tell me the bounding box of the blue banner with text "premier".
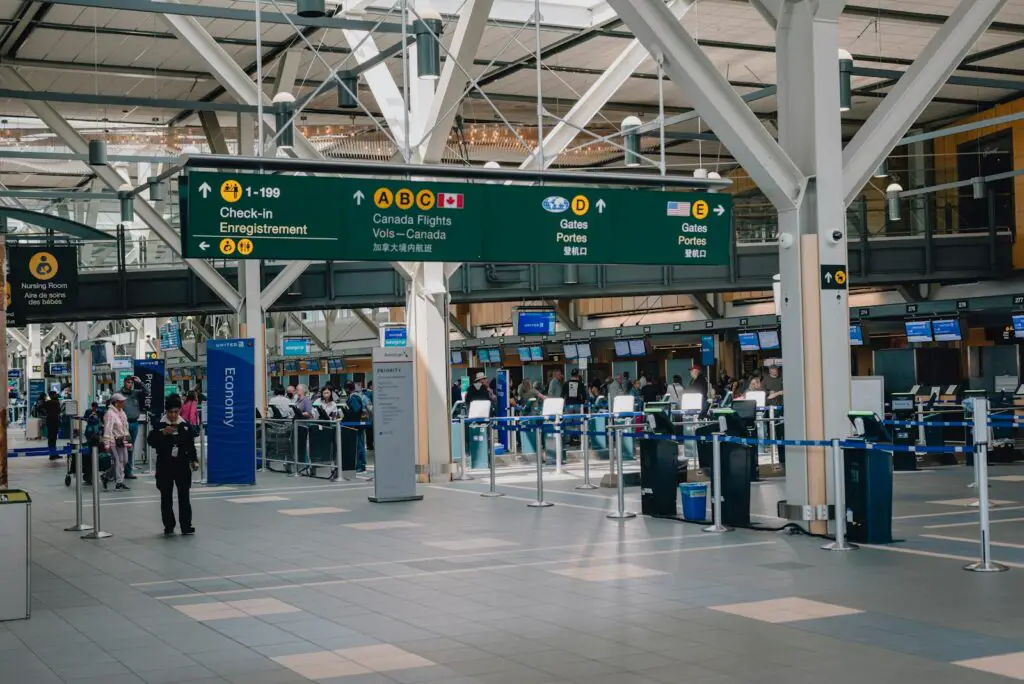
[206,339,256,485]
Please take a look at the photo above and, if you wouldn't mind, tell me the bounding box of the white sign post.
[369,347,422,503]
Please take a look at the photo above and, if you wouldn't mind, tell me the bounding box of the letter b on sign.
[396,189,415,210]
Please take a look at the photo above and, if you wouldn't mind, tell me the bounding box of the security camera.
[828,230,844,244]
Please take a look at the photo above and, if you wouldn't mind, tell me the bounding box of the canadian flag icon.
[437,192,464,209]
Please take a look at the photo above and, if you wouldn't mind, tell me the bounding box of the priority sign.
[821,264,848,290]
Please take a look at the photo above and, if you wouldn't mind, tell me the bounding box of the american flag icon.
[667,201,691,217]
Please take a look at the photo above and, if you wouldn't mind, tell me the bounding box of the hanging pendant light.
[972,177,986,200]
[414,6,443,80]
[621,115,642,168]
[272,92,296,148]
[88,139,107,166]
[296,0,326,18]
[337,75,359,108]
[118,183,134,223]
[886,182,903,222]
[147,177,165,202]
[838,49,853,112]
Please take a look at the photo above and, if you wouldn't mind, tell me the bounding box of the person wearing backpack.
[345,381,368,473]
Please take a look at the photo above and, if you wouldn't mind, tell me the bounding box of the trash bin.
[0,490,31,621]
[680,482,708,521]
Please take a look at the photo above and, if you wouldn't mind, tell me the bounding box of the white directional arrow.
[713,205,725,217]
[824,272,833,283]
[199,241,210,251]
[596,199,607,214]
[353,190,365,206]
[198,182,212,199]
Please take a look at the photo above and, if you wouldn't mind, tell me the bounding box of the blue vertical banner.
[495,369,509,452]
[133,359,166,426]
[206,339,256,485]
[27,378,45,413]
[701,335,716,368]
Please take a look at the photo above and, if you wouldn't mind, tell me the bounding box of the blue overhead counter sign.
[381,325,408,348]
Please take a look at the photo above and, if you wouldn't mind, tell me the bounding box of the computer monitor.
[628,338,646,357]
[614,339,631,357]
[450,350,463,365]
[529,346,544,361]
[744,390,766,408]
[738,332,760,351]
[515,309,556,336]
[932,319,961,342]
[850,324,864,346]
[905,320,933,343]
[757,329,780,350]
[1013,314,1024,339]
[518,347,532,362]
[576,342,592,359]
[563,343,578,360]
[680,392,704,411]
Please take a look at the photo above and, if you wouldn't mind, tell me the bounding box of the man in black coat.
[148,394,199,536]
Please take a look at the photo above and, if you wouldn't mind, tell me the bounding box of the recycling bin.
[0,490,30,621]
[680,483,708,521]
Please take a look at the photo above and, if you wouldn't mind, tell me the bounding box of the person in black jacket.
[147,394,199,536]
[43,391,63,460]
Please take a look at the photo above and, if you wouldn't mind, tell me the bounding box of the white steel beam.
[352,309,380,337]
[274,48,305,96]
[520,0,691,170]
[161,13,322,160]
[605,0,803,210]
[341,29,408,153]
[417,0,494,164]
[842,0,1008,206]
[7,329,29,351]
[0,67,243,311]
[749,0,782,28]
[260,261,309,311]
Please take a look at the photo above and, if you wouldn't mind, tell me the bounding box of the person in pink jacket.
[180,390,199,426]
[103,394,133,491]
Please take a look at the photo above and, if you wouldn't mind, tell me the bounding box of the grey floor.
[4,447,1024,684]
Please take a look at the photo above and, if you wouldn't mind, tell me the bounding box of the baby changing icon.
[28,251,58,281]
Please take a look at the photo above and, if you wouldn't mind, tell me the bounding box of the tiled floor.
[6,452,1024,683]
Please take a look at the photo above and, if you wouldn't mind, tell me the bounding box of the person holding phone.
[148,394,199,536]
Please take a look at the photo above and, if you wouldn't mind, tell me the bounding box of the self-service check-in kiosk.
[889,391,918,471]
[518,398,542,456]
[696,409,753,528]
[615,394,637,461]
[541,397,565,466]
[639,402,687,518]
[844,412,894,544]
[467,400,492,470]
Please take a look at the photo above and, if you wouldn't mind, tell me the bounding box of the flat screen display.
[932,319,961,342]
[487,348,502,364]
[450,350,463,364]
[614,339,631,357]
[563,343,578,360]
[628,338,646,357]
[576,342,592,359]
[849,324,864,346]
[1014,314,1024,339]
[530,346,544,361]
[476,349,492,364]
[905,320,933,343]
[757,330,780,350]
[518,347,532,362]
[516,309,557,336]
[738,332,761,351]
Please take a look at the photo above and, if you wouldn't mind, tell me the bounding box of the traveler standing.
[293,384,313,418]
[562,369,586,412]
[120,376,145,480]
[451,380,463,407]
[763,365,784,406]
[268,387,291,419]
[344,382,368,472]
[606,374,623,404]
[43,391,63,460]
[316,387,338,420]
[464,371,493,406]
[148,394,198,536]
[688,364,709,399]
[103,393,132,491]
[180,390,199,426]
[666,374,687,409]
[547,370,564,398]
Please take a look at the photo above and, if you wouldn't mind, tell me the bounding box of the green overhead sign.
[179,171,732,266]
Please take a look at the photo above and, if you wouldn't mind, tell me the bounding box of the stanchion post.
[554,415,563,475]
[703,433,730,533]
[65,424,93,532]
[454,417,473,481]
[768,405,778,468]
[481,419,504,498]
[823,439,856,551]
[528,420,552,507]
[606,424,635,520]
[965,398,1008,572]
[198,420,208,485]
[290,420,300,477]
[81,446,112,539]
[577,412,597,490]
[257,417,265,473]
[916,401,926,446]
[332,420,343,482]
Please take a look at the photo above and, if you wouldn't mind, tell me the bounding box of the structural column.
[26,325,42,379]
[775,2,849,532]
[406,262,451,482]
[73,321,91,410]
[239,261,267,417]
